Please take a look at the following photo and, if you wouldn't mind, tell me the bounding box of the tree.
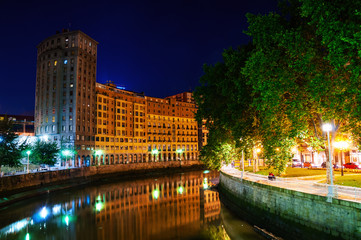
[199,126,241,170]
[0,116,28,173]
[194,45,259,170]
[242,0,361,179]
[196,0,361,176]
[31,140,60,166]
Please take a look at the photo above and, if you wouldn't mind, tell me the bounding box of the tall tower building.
[34,30,98,158]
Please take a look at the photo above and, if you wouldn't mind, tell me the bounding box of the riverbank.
[0,161,204,208]
[219,169,361,240]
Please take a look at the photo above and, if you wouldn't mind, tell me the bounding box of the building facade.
[35,30,201,166]
[92,82,199,165]
[34,29,98,158]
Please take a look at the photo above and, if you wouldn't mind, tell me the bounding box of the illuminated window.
[64,60,68,64]
[54,60,57,66]
[52,116,55,122]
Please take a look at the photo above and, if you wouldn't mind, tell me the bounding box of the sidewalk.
[222,167,361,203]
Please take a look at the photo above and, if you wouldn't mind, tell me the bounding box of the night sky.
[0,0,277,115]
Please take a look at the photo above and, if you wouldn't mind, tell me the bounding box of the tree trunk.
[253,148,259,172]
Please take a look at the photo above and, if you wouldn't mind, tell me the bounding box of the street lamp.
[26,150,31,174]
[95,150,102,165]
[151,148,159,162]
[63,150,70,168]
[322,123,334,202]
[176,148,184,162]
[334,140,349,176]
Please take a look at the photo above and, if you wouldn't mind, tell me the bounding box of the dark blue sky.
[0,0,277,115]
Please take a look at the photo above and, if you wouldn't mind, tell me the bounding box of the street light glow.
[176,149,183,154]
[151,149,159,154]
[95,150,102,155]
[63,150,70,156]
[152,189,160,199]
[334,141,349,150]
[322,123,332,132]
[26,150,31,155]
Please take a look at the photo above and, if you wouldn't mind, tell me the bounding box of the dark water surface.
[0,170,265,240]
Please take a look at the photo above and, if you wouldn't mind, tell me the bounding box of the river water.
[0,170,265,240]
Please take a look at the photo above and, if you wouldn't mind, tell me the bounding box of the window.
[52,116,55,122]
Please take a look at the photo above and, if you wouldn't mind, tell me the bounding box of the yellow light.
[256,148,261,153]
[334,141,349,151]
[276,148,280,151]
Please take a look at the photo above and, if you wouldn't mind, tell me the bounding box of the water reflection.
[0,171,226,240]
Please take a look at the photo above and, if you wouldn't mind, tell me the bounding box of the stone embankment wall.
[219,171,361,240]
[0,161,202,194]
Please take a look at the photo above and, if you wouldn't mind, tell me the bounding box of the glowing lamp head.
[176,149,183,154]
[95,150,102,156]
[322,123,332,132]
[152,189,160,199]
[63,150,70,156]
[26,150,31,155]
[95,202,104,212]
[177,186,184,194]
[256,148,261,153]
[151,149,159,155]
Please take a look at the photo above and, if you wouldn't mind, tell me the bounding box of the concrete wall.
[219,171,361,240]
[0,161,202,194]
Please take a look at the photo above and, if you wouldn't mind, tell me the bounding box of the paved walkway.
[222,167,361,203]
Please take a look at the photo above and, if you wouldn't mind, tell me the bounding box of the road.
[222,166,361,203]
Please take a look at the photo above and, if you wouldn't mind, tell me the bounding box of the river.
[0,170,266,240]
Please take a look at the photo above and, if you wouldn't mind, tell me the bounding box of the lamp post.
[334,140,349,176]
[322,123,334,202]
[151,148,159,162]
[63,150,70,169]
[26,150,31,174]
[95,150,102,166]
[176,148,183,163]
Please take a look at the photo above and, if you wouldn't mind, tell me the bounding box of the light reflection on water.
[0,170,263,240]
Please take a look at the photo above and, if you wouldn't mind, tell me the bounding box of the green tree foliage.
[195,46,260,170]
[196,0,361,176]
[199,126,241,170]
[31,140,60,166]
[0,116,28,172]
[243,0,361,179]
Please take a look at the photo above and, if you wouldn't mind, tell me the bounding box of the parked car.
[303,162,318,168]
[39,164,49,171]
[321,162,341,169]
[292,159,302,168]
[343,162,361,169]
